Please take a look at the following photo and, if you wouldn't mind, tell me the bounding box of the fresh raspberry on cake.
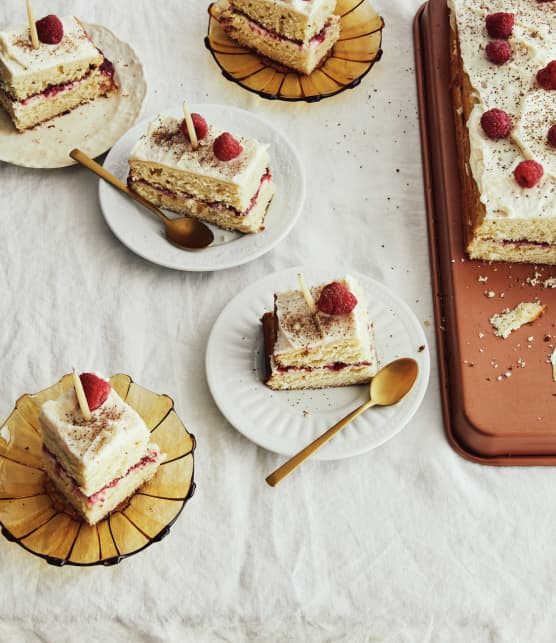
[36,15,64,45]
[317,282,358,315]
[513,160,543,188]
[213,132,243,161]
[485,13,514,39]
[485,40,512,65]
[480,108,512,139]
[180,113,208,141]
[79,372,111,411]
[537,61,556,90]
[548,124,556,148]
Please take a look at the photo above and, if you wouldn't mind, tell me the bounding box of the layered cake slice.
[262,275,378,390]
[40,372,163,525]
[212,0,341,75]
[128,111,275,234]
[0,14,117,131]
[449,0,556,264]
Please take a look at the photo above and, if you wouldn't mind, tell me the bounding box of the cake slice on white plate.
[127,111,275,234]
[262,275,378,390]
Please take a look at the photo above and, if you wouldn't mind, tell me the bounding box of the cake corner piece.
[0,14,118,132]
[127,110,276,234]
[261,275,378,391]
[39,371,163,526]
[212,0,341,76]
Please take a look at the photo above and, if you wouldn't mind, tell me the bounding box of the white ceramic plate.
[206,266,430,460]
[0,24,146,168]
[99,104,305,272]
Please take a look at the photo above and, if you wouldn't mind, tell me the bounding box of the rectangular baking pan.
[414,0,556,464]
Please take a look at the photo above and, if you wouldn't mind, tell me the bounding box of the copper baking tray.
[414,0,556,465]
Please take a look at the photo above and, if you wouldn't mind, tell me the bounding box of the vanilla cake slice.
[212,0,341,75]
[262,276,378,390]
[128,113,275,234]
[0,16,117,131]
[40,373,163,525]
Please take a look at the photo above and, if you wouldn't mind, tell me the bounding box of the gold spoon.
[70,148,214,250]
[265,357,419,487]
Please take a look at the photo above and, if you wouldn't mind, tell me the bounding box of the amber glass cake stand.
[0,374,195,566]
[205,0,384,102]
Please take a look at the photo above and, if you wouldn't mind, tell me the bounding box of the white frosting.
[129,114,270,186]
[41,385,149,460]
[273,0,336,19]
[450,0,556,220]
[0,16,100,77]
[274,275,371,354]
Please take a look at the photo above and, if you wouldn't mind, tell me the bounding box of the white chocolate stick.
[297,273,325,338]
[72,369,92,421]
[182,101,198,150]
[297,273,317,314]
[26,0,40,49]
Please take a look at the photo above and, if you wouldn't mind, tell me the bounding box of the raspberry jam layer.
[43,445,159,507]
[224,9,332,48]
[6,58,116,105]
[130,168,272,218]
[276,361,374,373]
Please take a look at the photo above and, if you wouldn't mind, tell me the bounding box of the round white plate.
[99,104,305,272]
[0,24,146,169]
[206,266,430,460]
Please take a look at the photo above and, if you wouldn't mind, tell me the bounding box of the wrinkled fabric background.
[1,1,555,642]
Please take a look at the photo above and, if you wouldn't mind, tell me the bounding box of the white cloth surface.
[1,1,555,642]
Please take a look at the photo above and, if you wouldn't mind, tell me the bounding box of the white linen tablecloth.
[1,1,555,641]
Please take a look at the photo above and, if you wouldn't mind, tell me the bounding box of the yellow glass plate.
[205,0,384,102]
[0,374,195,567]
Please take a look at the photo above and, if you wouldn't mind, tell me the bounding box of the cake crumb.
[485,290,496,298]
[478,275,488,283]
[490,302,546,339]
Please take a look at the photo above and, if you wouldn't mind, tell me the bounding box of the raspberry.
[79,373,111,411]
[180,113,208,141]
[548,124,556,148]
[485,40,512,65]
[316,282,358,315]
[213,132,243,161]
[485,13,514,39]
[480,108,512,139]
[36,15,64,45]
[513,160,543,188]
[537,61,556,90]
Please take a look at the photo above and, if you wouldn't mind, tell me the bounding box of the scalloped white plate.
[206,266,430,460]
[0,24,146,168]
[99,104,305,271]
